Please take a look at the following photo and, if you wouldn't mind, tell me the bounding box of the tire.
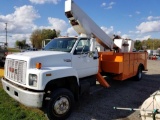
[135,66,142,81]
[46,88,74,120]
[0,61,4,67]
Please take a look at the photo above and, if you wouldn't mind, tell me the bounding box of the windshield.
[43,38,77,52]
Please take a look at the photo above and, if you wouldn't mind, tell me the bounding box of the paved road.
[67,60,160,120]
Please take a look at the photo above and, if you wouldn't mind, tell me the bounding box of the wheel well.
[44,76,79,101]
[139,63,145,70]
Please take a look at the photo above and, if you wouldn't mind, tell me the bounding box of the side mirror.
[88,50,99,59]
[93,48,99,59]
[93,56,98,59]
[74,47,82,55]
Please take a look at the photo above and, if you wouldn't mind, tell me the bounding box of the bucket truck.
[1,0,147,119]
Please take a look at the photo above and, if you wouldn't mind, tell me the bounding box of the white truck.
[1,0,147,120]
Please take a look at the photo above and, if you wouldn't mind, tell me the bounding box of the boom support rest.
[96,73,110,88]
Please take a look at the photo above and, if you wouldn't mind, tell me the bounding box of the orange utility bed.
[99,51,147,81]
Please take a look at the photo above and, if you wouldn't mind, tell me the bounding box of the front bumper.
[1,77,44,108]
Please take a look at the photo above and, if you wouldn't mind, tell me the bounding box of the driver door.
[72,38,98,78]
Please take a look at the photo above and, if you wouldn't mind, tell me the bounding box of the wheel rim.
[53,96,70,115]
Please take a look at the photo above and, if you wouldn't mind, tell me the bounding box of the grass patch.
[7,48,20,53]
[0,78,48,120]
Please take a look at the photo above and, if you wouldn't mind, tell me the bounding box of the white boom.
[65,0,114,49]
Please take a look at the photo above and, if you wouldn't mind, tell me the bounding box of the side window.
[74,39,90,55]
[67,40,75,50]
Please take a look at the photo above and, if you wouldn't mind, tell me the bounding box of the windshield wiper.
[47,48,57,51]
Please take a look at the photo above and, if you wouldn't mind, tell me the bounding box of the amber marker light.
[46,73,52,76]
[36,62,42,69]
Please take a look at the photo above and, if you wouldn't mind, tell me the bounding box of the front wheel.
[134,66,142,81]
[0,61,4,67]
[46,88,74,120]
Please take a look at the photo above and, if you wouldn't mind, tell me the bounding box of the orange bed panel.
[101,61,123,74]
[99,52,148,81]
[99,52,123,62]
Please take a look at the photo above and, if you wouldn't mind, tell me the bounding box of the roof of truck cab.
[57,36,78,38]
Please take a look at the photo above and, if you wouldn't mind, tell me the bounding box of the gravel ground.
[67,60,160,120]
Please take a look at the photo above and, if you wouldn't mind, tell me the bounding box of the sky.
[0,0,160,47]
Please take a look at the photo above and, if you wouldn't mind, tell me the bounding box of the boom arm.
[65,0,114,49]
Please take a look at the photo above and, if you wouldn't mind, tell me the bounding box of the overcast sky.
[0,0,160,47]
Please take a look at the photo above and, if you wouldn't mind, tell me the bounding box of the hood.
[6,51,72,68]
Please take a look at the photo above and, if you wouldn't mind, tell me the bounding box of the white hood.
[6,51,72,68]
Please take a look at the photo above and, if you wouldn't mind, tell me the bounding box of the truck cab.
[43,37,99,78]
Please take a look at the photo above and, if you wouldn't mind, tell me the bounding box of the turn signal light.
[36,63,42,69]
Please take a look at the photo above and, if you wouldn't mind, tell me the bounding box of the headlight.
[29,74,37,87]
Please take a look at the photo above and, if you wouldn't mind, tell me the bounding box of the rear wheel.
[135,66,142,81]
[46,88,74,120]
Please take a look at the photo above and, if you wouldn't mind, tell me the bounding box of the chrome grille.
[5,59,27,85]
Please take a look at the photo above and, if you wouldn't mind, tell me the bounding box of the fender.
[39,66,79,90]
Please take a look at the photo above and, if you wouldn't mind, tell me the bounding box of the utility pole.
[5,23,7,47]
